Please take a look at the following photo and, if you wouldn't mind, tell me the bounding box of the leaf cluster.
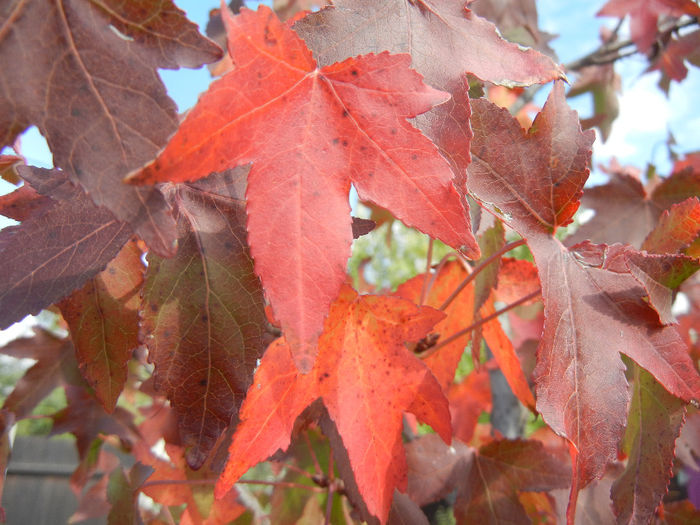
[0,1,699,524]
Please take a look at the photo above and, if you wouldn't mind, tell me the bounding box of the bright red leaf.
[141,168,268,469]
[216,285,450,524]
[448,370,492,443]
[394,260,476,390]
[495,257,541,305]
[130,5,476,371]
[481,297,536,411]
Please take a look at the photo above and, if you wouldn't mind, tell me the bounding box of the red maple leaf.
[215,285,450,524]
[129,5,477,371]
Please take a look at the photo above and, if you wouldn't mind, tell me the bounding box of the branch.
[510,16,699,114]
[565,17,698,72]
[420,289,541,360]
[439,239,526,311]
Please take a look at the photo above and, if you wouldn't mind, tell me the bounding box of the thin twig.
[439,239,526,311]
[510,17,699,115]
[140,477,322,491]
[422,288,541,359]
[304,431,324,478]
[324,451,335,525]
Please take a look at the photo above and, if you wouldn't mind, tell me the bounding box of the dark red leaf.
[454,439,571,523]
[0,0,221,254]
[141,168,268,469]
[468,84,700,511]
[0,168,133,329]
[1,330,76,419]
[566,167,700,249]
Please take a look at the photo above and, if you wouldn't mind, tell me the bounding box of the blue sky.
[2,0,698,205]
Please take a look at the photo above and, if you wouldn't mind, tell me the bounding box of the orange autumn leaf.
[215,285,450,524]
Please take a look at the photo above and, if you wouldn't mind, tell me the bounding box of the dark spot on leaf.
[342,110,349,118]
[71,108,81,118]
[201,314,209,322]
[342,140,348,147]
[391,128,397,135]
[199,379,207,386]
[332,138,340,145]
[411,154,418,160]
[351,69,358,76]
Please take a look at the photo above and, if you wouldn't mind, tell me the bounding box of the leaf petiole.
[439,238,527,311]
[421,288,541,359]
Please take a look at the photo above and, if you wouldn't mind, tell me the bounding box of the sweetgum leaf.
[141,168,267,469]
[216,286,450,524]
[481,297,536,411]
[468,84,700,510]
[454,439,571,523]
[0,0,221,255]
[470,0,557,59]
[405,433,473,507]
[0,183,53,222]
[642,197,700,256]
[470,82,594,235]
[107,463,153,525]
[394,260,475,389]
[611,365,685,525]
[0,168,132,329]
[566,165,700,249]
[130,6,476,371]
[293,0,563,89]
[597,0,700,52]
[58,238,144,412]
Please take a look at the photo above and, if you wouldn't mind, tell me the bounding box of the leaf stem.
[419,237,434,305]
[439,239,526,311]
[140,477,321,491]
[423,288,541,359]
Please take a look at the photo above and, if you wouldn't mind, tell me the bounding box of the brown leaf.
[455,439,571,523]
[0,0,222,254]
